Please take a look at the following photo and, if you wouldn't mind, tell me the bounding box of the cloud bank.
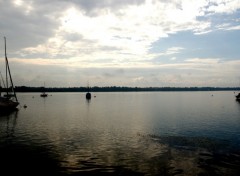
[0,0,240,87]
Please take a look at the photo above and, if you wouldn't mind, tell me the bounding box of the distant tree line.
[13,86,240,92]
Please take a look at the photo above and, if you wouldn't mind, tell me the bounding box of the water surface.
[0,91,240,175]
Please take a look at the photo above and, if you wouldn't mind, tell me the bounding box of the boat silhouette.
[236,93,240,101]
[0,37,19,110]
[86,83,91,100]
[40,82,48,97]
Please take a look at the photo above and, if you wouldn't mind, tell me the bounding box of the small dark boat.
[40,93,48,97]
[40,82,48,97]
[236,93,240,101]
[86,83,91,100]
[86,92,91,99]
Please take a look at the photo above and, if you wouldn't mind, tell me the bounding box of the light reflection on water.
[0,91,240,175]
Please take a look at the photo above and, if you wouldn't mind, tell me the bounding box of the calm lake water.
[0,91,240,175]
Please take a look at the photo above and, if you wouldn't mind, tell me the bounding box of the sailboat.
[0,37,19,110]
[40,82,48,97]
[236,92,240,101]
[86,82,91,100]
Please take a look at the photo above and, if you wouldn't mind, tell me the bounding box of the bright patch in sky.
[0,0,240,87]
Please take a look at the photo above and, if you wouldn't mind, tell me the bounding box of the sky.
[0,0,240,88]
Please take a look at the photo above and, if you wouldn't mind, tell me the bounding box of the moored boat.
[0,37,19,110]
[236,93,240,101]
[86,83,91,100]
[40,82,48,97]
[0,97,19,110]
[86,92,91,99]
[40,92,48,97]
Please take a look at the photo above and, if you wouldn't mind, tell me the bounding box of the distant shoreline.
[12,86,240,92]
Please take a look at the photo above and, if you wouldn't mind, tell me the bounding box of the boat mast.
[4,37,18,102]
[87,81,89,92]
[43,82,45,93]
[5,37,8,97]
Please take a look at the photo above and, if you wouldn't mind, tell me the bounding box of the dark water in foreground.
[0,91,240,176]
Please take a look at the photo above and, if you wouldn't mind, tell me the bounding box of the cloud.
[164,47,185,55]
[4,55,239,87]
[2,0,239,60]
[0,1,62,51]
[185,58,221,64]
[225,25,240,31]
[0,0,240,87]
[206,0,240,14]
[71,0,145,16]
